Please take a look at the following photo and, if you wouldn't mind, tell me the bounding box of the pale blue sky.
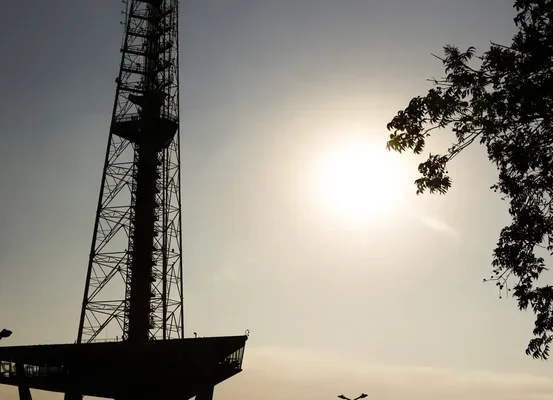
[1,1,551,399]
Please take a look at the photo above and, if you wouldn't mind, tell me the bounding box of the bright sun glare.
[315,137,406,222]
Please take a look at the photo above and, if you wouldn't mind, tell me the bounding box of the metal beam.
[196,385,214,400]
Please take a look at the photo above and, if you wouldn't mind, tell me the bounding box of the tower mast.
[77,0,183,344]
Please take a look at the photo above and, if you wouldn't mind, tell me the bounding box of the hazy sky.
[1,1,551,399]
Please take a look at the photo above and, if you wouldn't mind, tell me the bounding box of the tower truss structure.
[77,0,183,343]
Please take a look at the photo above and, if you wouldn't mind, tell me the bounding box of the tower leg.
[15,364,32,400]
[17,386,32,400]
[196,385,214,400]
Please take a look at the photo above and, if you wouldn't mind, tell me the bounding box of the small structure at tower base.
[0,336,246,400]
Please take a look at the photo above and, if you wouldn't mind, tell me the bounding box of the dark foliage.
[386,0,553,359]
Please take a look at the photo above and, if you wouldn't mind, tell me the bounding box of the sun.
[314,137,406,222]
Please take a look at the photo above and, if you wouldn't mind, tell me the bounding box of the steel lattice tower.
[77,0,183,344]
[0,2,247,399]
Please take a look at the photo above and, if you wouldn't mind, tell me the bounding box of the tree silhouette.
[386,0,553,359]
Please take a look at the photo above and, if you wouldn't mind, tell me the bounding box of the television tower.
[0,1,247,399]
[78,0,183,345]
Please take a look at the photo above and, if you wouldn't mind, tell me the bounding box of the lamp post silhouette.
[0,329,12,341]
[338,394,367,400]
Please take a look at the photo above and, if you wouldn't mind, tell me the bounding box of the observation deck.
[0,335,246,399]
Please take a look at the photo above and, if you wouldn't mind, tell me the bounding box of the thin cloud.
[217,346,553,400]
[415,213,460,245]
[420,215,457,236]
